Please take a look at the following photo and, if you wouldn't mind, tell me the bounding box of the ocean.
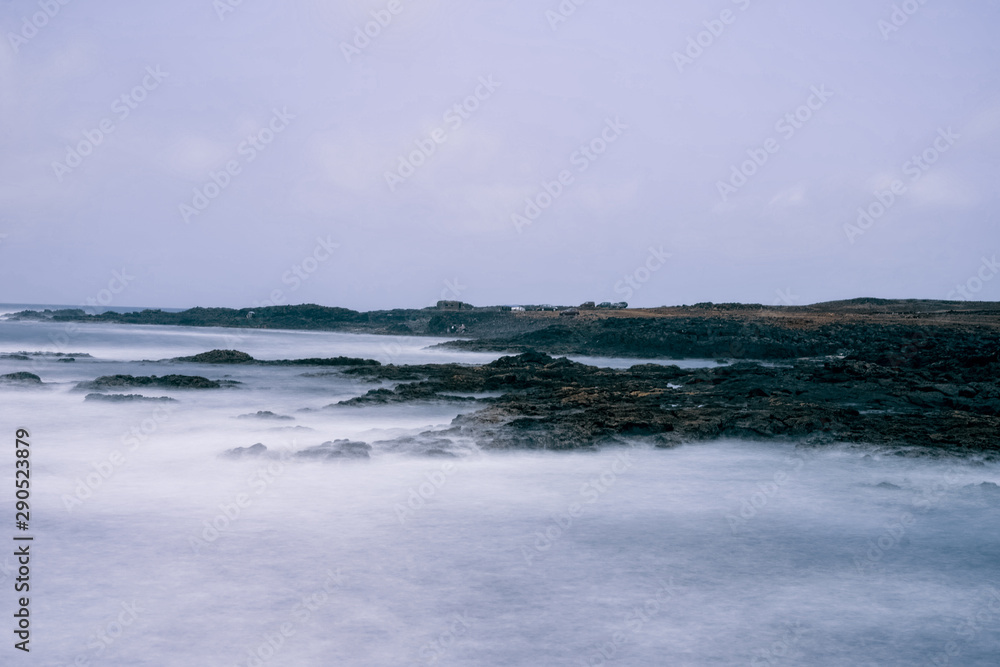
[1,318,998,666]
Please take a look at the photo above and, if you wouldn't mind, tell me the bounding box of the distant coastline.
[0,303,188,317]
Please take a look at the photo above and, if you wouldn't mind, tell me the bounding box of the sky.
[1,0,998,311]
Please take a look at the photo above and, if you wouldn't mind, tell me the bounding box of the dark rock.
[78,374,228,390]
[85,393,177,402]
[274,357,381,367]
[424,448,459,458]
[20,299,1000,454]
[0,372,41,384]
[224,443,268,458]
[371,435,459,456]
[237,411,293,420]
[333,350,1000,453]
[176,349,255,363]
[334,383,476,406]
[295,439,371,460]
[173,350,381,367]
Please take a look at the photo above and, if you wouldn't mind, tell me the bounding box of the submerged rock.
[0,372,42,384]
[335,383,477,406]
[176,349,255,363]
[274,356,381,367]
[372,435,460,457]
[85,393,177,403]
[224,443,269,458]
[173,349,381,367]
[237,411,293,420]
[78,374,231,390]
[295,439,371,460]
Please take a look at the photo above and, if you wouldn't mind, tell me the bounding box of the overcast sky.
[1,0,998,310]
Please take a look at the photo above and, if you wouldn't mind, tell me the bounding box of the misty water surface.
[0,320,998,666]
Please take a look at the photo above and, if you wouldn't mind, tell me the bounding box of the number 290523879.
[15,429,30,531]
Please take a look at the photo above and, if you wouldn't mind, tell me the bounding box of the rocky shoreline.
[8,299,1000,453]
[329,350,1000,455]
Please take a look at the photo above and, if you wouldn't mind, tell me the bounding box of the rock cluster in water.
[77,374,230,390]
[0,372,42,384]
[335,350,1000,454]
[172,349,379,367]
[84,393,177,402]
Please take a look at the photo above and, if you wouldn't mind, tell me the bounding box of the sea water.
[0,319,997,666]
